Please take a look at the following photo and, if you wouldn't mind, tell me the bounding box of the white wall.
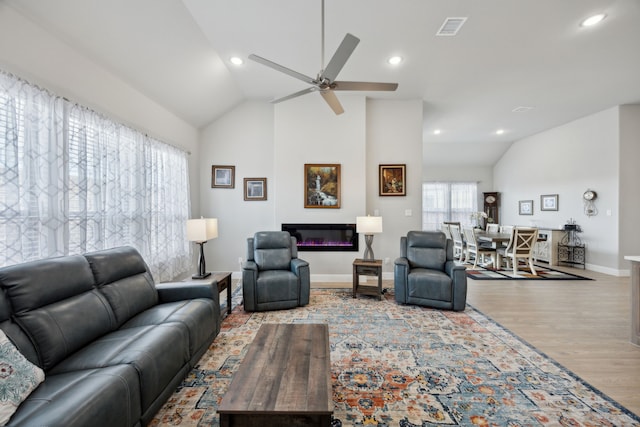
[199,101,275,274]
[199,97,423,279]
[366,99,423,273]
[494,107,621,274]
[0,3,201,265]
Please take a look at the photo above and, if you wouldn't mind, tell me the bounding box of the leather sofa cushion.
[85,247,159,327]
[0,255,95,312]
[256,270,298,303]
[0,254,116,370]
[50,323,189,410]
[15,290,115,371]
[120,299,218,359]
[253,232,292,271]
[7,365,141,427]
[408,269,452,301]
[406,231,447,270]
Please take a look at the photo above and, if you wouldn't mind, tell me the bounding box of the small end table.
[183,271,232,319]
[352,259,383,300]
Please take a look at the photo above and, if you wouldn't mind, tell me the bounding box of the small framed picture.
[519,200,533,215]
[244,178,267,201]
[540,194,559,211]
[379,164,406,196]
[212,165,235,188]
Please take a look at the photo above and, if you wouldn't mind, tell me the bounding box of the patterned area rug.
[466,263,592,280]
[149,289,638,426]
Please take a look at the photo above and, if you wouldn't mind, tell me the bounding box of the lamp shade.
[187,218,218,242]
[356,216,383,234]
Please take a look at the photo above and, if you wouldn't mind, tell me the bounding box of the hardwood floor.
[464,266,640,417]
[305,265,640,417]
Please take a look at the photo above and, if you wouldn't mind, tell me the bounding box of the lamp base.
[192,272,211,280]
[363,234,375,261]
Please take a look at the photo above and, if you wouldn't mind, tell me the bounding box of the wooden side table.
[352,259,383,300]
[183,271,232,319]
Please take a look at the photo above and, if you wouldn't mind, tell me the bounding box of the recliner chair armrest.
[394,257,409,267]
[156,281,220,306]
[445,260,468,311]
[242,261,259,312]
[444,260,465,277]
[242,260,258,272]
[290,258,310,306]
[393,257,410,303]
[290,258,309,275]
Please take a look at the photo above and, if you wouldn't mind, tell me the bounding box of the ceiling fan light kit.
[248,0,398,115]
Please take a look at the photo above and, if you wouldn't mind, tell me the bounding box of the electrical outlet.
[384,257,390,265]
[238,257,243,264]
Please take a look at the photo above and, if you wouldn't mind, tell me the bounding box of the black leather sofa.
[0,246,221,427]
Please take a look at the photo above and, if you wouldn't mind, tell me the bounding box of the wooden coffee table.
[218,323,332,427]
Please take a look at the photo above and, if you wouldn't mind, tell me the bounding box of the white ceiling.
[6,0,640,166]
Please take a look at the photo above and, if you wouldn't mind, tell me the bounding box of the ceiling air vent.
[436,17,467,36]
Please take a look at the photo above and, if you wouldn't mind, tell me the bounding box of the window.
[422,182,478,230]
[0,70,191,281]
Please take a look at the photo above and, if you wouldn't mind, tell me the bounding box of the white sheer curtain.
[422,182,478,230]
[0,70,191,281]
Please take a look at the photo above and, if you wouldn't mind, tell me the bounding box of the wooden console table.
[625,256,640,346]
[218,323,332,426]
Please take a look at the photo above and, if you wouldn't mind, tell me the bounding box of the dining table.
[476,232,512,246]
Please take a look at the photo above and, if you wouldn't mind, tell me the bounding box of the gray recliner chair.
[242,231,310,312]
[394,230,467,311]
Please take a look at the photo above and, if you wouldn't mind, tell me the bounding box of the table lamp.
[356,216,383,261]
[187,217,218,279]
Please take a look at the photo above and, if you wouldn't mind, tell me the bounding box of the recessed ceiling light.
[388,56,403,65]
[230,57,244,66]
[433,129,441,135]
[496,129,505,135]
[581,13,606,27]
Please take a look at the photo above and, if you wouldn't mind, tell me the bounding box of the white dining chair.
[497,227,539,275]
[462,227,496,269]
[449,224,466,263]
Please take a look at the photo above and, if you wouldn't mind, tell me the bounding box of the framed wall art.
[211,165,235,188]
[244,178,267,201]
[540,194,559,211]
[379,164,406,196]
[304,164,340,208]
[519,200,533,215]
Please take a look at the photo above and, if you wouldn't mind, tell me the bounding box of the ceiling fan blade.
[249,54,316,85]
[271,87,317,104]
[332,81,399,91]
[320,90,344,115]
[320,33,360,82]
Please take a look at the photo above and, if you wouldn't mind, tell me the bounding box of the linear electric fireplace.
[281,223,358,252]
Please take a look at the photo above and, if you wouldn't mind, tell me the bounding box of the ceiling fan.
[248,0,398,115]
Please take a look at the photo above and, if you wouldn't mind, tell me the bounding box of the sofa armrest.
[156,281,220,306]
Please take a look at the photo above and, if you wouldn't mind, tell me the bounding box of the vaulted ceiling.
[6,0,640,165]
